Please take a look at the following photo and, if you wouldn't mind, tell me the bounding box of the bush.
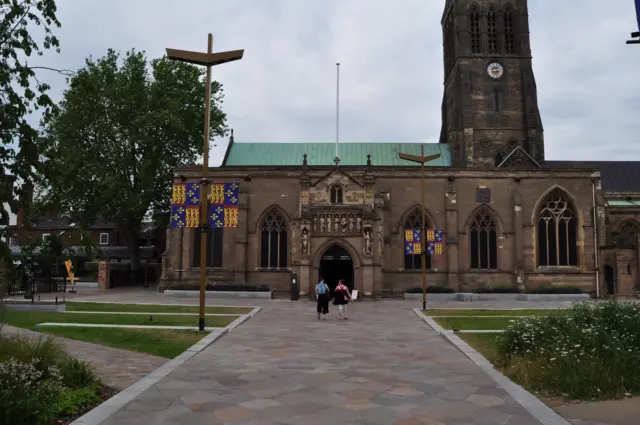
[0,358,66,425]
[58,357,100,389]
[526,286,583,294]
[167,282,271,292]
[406,286,454,294]
[53,385,102,417]
[495,301,640,400]
[473,286,520,294]
[0,335,67,378]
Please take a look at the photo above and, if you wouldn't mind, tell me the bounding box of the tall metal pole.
[336,62,340,161]
[198,33,214,332]
[420,143,427,310]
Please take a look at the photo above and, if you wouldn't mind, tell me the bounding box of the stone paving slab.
[1,325,167,390]
[95,299,547,425]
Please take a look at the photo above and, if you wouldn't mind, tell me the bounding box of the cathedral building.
[160,0,640,298]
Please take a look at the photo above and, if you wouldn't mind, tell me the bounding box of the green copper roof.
[222,142,451,167]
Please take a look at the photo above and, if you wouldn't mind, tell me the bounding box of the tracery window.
[537,192,578,266]
[470,5,481,54]
[330,185,343,204]
[404,207,432,270]
[487,7,497,54]
[615,221,640,247]
[470,207,498,269]
[260,208,288,268]
[503,5,516,54]
[193,228,223,267]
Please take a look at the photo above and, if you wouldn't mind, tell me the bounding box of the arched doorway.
[604,265,615,296]
[320,245,354,293]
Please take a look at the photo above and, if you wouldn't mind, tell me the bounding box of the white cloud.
[29,0,640,166]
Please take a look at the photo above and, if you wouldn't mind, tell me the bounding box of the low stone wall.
[163,290,273,299]
[404,292,591,302]
[3,300,66,312]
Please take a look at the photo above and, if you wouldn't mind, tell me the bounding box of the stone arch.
[312,238,362,269]
[465,205,501,270]
[530,185,582,227]
[252,204,291,233]
[463,204,505,235]
[617,220,640,234]
[397,204,439,233]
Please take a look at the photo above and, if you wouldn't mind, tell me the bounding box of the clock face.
[487,62,504,79]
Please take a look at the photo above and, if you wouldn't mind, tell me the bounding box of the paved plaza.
[89,295,544,425]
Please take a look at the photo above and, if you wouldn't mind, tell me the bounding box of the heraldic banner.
[209,182,239,228]
[404,228,444,256]
[170,182,201,228]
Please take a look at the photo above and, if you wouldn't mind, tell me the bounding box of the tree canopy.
[38,48,228,269]
[0,0,61,263]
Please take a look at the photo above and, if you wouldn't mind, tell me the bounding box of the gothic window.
[487,7,497,54]
[260,208,288,268]
[537,192,578,266]
[330,185,343,204]
[470,207,498,269]
[470,5,481,54]
[503,5,516,54]
[192,228,223,267]
[404,207,432,270]
[614,221,640,247]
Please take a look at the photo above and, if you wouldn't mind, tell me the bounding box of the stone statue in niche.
[334,215,340,232]
[319,214,325,232]
[326,214,332,232]
[348,214,355,232]
[312,215,317,233]
[364,228,372,256]
[356,215,362,233]
[341,214,347,232]
[301,227,309,256]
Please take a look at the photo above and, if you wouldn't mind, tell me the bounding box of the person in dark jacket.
[315,277,330,320]
[333,279,352,320]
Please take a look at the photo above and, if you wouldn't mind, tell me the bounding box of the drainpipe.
[592,179,600,298]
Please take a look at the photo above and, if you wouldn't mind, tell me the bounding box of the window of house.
[470,206,498,269]
[42,233,50,242]
[403,207,432,270]
[9,235,16,246]
[470,6,481,53]
[260,208,288,268]
[192,227,223,267]
[487,6,497,54]
[330,185,343,204]
[99,233,109,245]
[537,191,578,266]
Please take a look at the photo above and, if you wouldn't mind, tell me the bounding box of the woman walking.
[333,279,352,320]
[315,277,330,320]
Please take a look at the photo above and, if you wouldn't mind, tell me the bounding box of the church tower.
[439,0,544,169]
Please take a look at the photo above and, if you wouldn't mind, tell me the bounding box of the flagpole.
[335,62,340,163]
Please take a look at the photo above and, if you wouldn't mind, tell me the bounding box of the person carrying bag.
[315,277,330,320]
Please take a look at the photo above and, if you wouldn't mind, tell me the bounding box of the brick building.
[160,0,640,298]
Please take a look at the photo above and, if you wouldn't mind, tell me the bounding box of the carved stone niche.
[311,209,363,236]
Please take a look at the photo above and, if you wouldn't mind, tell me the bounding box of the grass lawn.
[424,309,568,317]
[67,302,252,315]
[4,310,238,329]
[38,327,209,358]
[433,316,517,330]
[457,333,501,362]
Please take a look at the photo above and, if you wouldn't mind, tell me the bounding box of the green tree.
[39,49,228,271]
[0,0,61,263]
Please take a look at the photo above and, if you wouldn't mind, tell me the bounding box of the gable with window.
[330,185,344,204]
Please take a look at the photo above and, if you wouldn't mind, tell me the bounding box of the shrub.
[0,358,66,425]
[527,286,583,294]
[0,335,67,378]
[58,357,100,389]
[473,286,520,294]
[406,286,454,294]
[167,282,271,292]
[495,301,640,400]
[53,385,102,417]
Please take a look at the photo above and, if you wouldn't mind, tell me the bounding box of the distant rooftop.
[221,141,451,167]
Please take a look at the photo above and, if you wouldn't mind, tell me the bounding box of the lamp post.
[398,146,441,310]
[166,34,244,331]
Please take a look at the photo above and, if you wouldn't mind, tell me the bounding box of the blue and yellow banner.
[208,182,240,228]
[170,182,201,228]
[405,227,444,256]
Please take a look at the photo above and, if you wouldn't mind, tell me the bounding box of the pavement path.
[99,299,543,425]
[1,325,167,390]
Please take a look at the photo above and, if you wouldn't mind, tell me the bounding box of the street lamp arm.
[165,48,244,66]
[398,152,441,164]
